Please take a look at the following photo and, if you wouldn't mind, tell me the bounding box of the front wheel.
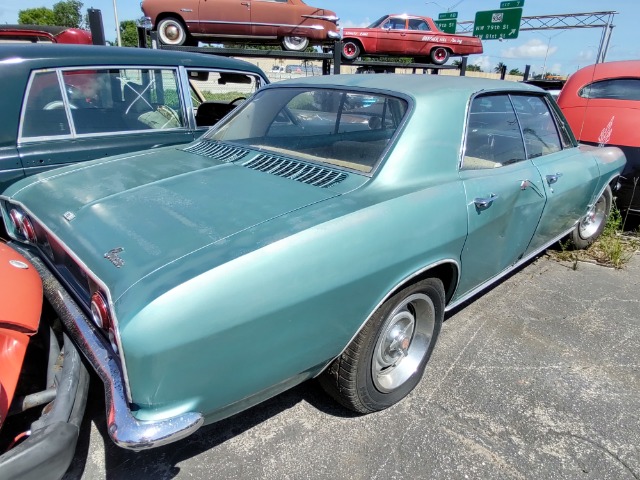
[157,17,189,46]
[342,40,361,61]
[571,185,612,249]
[320,278,444,413]
[430,47,450,65]
[282,36,309,51]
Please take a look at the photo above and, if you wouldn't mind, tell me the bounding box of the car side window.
[511,95,562,159]
[21,71,71,138]
[578,78,640,100]
[382,18,407,30]
[462,94,526,170]
[408,19,430,31]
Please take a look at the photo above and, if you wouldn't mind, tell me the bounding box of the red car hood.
[0,243,42,429]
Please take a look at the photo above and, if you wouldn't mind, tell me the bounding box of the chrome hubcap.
[372,293,435,393]
[165,25,179,41]
[579,194,607,239]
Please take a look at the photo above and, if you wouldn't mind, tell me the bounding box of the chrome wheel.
[372,293,435,393]
[342,41,360,60]
[430,47,450,65]
[282,36,309,51]
[158,18,187,46]
[579,194,608,239]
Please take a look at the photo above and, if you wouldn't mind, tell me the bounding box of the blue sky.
[0,0,635,75]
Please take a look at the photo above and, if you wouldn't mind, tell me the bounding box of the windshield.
[368,15,390,28]
[205,87,409,174]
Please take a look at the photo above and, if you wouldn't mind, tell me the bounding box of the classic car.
[341,14,483,64]
[0,24,92,45]
[0,242,88,479]
[0,44,268,194]
[140,0,340,50]
[0,75,624,454]
[557,60,640,213]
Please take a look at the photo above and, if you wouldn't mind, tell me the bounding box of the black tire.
[320,278,444,413]
[430,47,450,65]
[157,17,189,46]
[342,40,361,61]
[571,185,612,249]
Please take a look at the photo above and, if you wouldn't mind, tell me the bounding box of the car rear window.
[206,87,409,174]
[578,78,640,100]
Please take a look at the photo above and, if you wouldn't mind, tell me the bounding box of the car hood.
[4,147,351,303]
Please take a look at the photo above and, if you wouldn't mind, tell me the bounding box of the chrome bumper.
[328,30,341,40]
[11,243,204,451]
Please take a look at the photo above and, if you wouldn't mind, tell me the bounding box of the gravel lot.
[65,253,640,480]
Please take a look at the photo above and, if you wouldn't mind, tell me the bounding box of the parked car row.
[1,53,625,480]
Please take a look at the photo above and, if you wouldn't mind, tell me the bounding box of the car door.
[249,0,293,37]
[197,0,251,36]
[405,17,433,55]
[457,94,546,296]
[514,94,600,253]
[17,67,196,178]
[377,17,408,55]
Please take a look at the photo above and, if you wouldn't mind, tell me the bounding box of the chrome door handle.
[474,193,499,208]
[546,173,563,185]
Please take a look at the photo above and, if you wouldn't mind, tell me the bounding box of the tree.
[18,7,56,25]
[494,62,506,74]
[466,64,482,72]
[120,20,140,47]
[509,68,523,76]
[18,0,85,28]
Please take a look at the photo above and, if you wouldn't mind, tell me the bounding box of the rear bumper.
[9,243,204,451]
[0,333,88,480]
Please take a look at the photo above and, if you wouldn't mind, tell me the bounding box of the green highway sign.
[500,0,525,7]
[434,19,457,34]
[473,8,523,40]
[438,12,458,20]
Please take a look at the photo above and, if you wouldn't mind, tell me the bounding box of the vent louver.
[183,141,249,162]
[244,154,347,188]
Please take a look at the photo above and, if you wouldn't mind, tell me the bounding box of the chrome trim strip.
[189,20,326,31]
[301,14,339,22]
[445,226,575,312]
[314,259,460,377]
[9,242,204,450]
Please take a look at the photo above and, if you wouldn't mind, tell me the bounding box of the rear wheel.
[320,278,444,413]
[430,47,450,65]
[342,40,361,61]
[282,36,309,51]
[571,185,612,249]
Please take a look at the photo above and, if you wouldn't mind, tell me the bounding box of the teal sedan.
[0,74,625,451]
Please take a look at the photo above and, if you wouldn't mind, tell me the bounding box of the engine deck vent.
[183,141,249,163]
[243,154,348,188]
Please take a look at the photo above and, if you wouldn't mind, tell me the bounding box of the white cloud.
[578,48,596,62]
[501,39,558,59]
[472,55,492,71]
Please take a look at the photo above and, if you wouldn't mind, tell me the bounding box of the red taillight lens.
[90,291,119,353]
[8,208,37,243]
[90,292,111,330]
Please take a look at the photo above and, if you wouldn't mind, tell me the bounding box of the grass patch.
[548,207,640,269]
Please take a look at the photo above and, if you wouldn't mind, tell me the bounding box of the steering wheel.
[44,100,77,110]
[229,96,246,105]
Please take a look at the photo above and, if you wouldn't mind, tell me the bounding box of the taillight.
[90,291,119,353]
[8,208,37,243]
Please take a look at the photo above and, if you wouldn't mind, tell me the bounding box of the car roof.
[567,60,640,85]
[0,24,73,36]
[266,74,543,99]
[0,44,266,76]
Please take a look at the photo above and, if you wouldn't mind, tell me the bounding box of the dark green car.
[0,44,268,192]
[1,74,625,456]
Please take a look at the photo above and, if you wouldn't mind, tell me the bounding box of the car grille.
[183,140,250,162]
[243,154,347,188]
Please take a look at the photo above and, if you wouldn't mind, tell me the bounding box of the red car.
[141,0,340,51]
[341,14,483,64]
[0,242,88,478]
[0,25,92,45]
[557,61,640,213]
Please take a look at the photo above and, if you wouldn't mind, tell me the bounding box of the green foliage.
[120,20,140,47]
[508,68,522,76]
[18,7,56,25]
[202,91,247,101]
[494,62,506,74]
[466,64,482,72]
[18,0,85,28]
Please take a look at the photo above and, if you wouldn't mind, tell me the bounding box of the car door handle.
[474,194,499,208]
[546,173,563,185]
[241,1,250,5]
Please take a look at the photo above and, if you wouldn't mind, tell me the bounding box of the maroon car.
[341,14,483,64]
[0,25,92,45]
[141,0,340,51]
